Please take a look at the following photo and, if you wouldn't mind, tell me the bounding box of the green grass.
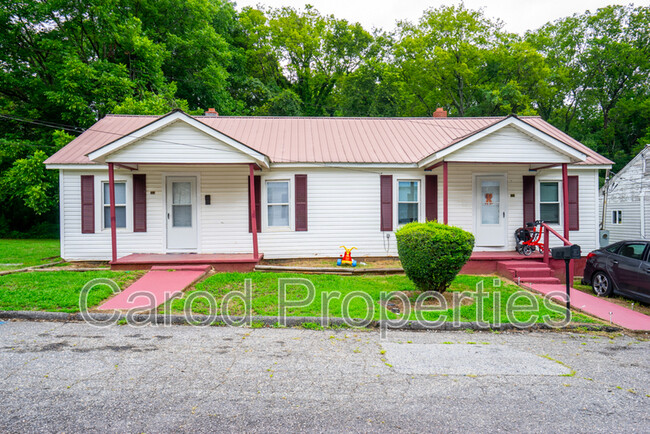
[164,272,597,324]
[0,270,143,312]
[0,239,61,271]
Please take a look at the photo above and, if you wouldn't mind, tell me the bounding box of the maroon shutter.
[568,176,579,231]
[380,175,393,231]
[522,176,535,227]
[80,175,95,234]
[425,175,438,221]
[248,175,261,233]
[295,174,308,231]
[133,174,147,232]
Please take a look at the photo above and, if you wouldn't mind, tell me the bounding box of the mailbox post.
[550,245,581,316]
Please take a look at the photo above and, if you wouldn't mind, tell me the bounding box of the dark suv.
[582,241,650,304]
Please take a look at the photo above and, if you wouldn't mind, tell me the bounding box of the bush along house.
[45,108,612,278]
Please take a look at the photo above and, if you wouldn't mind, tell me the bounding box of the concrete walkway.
[526,283,650,331]
[98,265,210,310]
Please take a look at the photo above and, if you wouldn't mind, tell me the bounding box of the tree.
[267,5,376,115]
[394,4,503,116]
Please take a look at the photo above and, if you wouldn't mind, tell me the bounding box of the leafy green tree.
[267,5,376,115]
[394,4,502,116]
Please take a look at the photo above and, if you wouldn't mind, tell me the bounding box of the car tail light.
[586,252,596,260]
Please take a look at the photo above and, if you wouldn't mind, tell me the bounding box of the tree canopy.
[0,1,648,235]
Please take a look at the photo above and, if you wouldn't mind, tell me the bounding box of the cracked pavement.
[0,321,648,433]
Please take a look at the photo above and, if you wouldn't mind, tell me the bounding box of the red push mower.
[515,220,546,256]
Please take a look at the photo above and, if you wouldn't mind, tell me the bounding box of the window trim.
[395,178,423,227]
[102,181,127,229]
[536,180,562,226]
[612,210,622,225]
[95,175,132,232]
[263,178,292,232]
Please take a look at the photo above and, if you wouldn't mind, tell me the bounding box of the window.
[267,180,289,227]
[619,243,647,261]
[539,182,559,224]
[612,210,622,225]
[398,180,419,225]
[605,243,621,254]
[171,181,192,227]
[102,182,126,229]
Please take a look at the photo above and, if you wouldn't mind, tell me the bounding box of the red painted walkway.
[98,265,210,311]
[526,283,650,331]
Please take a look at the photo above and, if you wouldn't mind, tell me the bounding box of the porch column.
[248,163,259,259]
[443,161,449,224]
[108,162,117,263]
[562,163,569,241]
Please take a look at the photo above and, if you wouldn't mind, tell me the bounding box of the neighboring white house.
[600,145,650,244]
[44,109,612,264]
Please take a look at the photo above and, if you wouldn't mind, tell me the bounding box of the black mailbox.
[551,244,581,260]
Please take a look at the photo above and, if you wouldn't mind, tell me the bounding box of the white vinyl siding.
[106,121,257,164]
[600,148,650,243]
[446,126,572,163]
[59,164,602,260]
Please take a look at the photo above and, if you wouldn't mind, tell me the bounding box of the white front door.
[166,176,198,250]
[475,175,507,247]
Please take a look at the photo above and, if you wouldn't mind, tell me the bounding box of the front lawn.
[0,270,143,312]
[0,239,61,271]
[165,272,597,324]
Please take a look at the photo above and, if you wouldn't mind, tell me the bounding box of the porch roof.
[45,111,613,167]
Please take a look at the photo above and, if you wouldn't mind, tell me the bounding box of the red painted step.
[497,261,549,269]
[509,268,553,278]
[519,276,562,284]
[497,260,561,285]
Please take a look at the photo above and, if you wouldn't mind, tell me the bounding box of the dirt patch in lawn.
[573,280,650,317]
[261,257,402,269]
[380,291,475,314]
[60,261,110,269]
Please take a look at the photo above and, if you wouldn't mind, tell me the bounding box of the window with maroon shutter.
[80,175,95,234]
[133,174,147,232]
[425,175,438,221]
[248,175,261,233]
[295,174,308,231]
[380,175,393,231]
[522,176,535,227]
[568,176,579,231]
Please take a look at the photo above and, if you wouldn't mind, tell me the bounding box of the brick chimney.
[432,107,447,118]
[205,108,219,117]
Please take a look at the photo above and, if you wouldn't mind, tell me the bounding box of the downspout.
[600,169,610,230]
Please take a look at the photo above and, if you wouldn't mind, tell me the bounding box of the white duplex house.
[45,108,612,269]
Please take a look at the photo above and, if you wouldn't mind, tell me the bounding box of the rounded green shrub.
[395,221,475,293]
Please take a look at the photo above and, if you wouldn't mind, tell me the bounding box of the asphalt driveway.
[0,321,648,433]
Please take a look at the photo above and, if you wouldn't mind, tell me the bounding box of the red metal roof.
[44,114,612,166]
